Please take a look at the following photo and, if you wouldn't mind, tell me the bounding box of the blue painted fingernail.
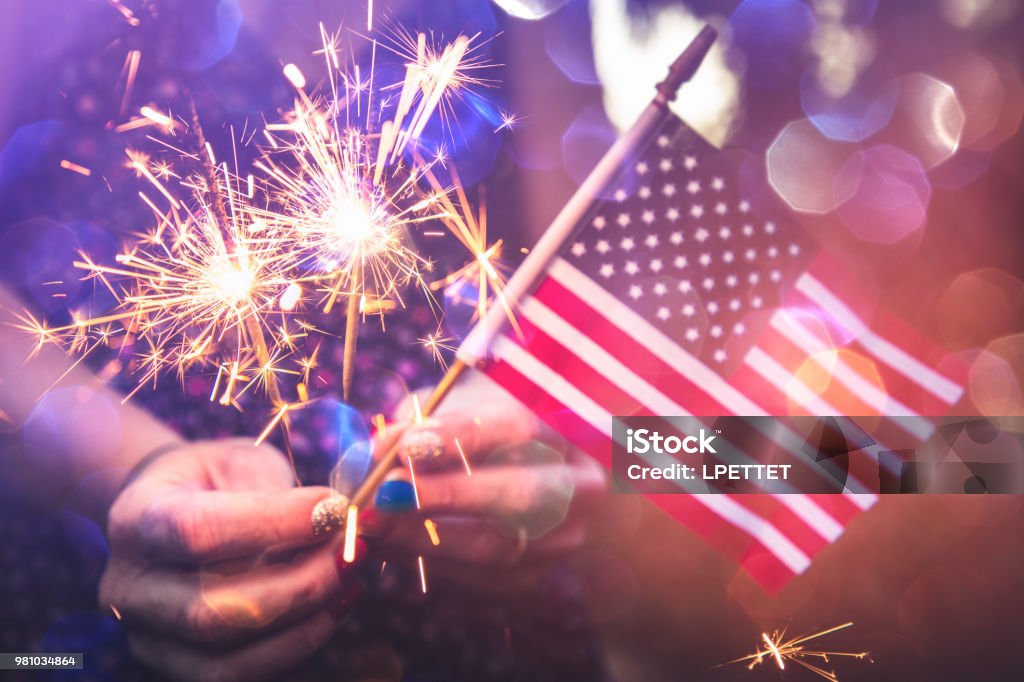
[375,479,416,513]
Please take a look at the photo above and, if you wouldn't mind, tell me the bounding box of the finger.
[105,540,355,646]
[137,439,296,492]
[126,608,339,682]
[110,485,335,562]
[387,401,548,471]
[381,462,605,519]
[202,440,298,492]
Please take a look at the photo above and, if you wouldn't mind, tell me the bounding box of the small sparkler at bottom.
[717,622,870,682]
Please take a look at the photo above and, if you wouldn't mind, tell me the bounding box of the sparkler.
[21,105,309,476]
[718,622,871,682]
[252,23,508,401]
[69,165,293,401]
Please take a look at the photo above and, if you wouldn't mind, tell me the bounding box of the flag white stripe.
[776,494,843,541]
[795,274,962,404]
[746,345,839,415]
[550,258,766,416]
[492,335,812,575]
[521,296,846,543]
[521,297,689,416]
[770,312,934,441]
[492,336,610,434]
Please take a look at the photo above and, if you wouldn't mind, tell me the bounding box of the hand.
[365,371,607,591]
[100,438,362,682]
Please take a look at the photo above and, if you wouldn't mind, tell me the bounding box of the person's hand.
[365,371,607,591]
[100,438,363,682]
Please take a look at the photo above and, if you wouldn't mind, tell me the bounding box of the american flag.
[467,113,965,592]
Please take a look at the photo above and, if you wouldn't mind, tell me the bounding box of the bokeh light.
[974,55,1024,151]
[200,556,273,629]
[331,439,374,497]
[24,220,117,314]
[23,387,123,487]
[485,440,574,540]
[938,51,1007,151]
[970,335,1024,416]
[413,88,505,188]
[0,120,64,188]
[875,73,965,169]
[40,612,124,668]
[164,0,243,71]
[833,144,931,244]
[800,73,895,142]
[934,268,1024,349]
[791,349,886,423]
[60,511,109,585]
[443,277,481,342]
[293,399,370,481]
[543,0,599,85]
[928,149,992,190]
[767,118,855,213]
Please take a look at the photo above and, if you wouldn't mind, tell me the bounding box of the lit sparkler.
[718,622,871,682]
[251,24,509,401]
[73,176,292,400]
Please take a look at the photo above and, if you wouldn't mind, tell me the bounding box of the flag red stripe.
[533,276,736,415]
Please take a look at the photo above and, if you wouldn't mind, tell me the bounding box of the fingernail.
[400,428,444,464]
[311,494,349,537]
[375,479,417,513]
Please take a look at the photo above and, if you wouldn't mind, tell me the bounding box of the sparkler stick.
[342,271,360,402]
[343,25,718,522]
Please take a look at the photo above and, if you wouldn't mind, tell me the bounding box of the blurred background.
[1,0,1024,680]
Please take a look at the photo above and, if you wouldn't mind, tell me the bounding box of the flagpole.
[344,25,718,513]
